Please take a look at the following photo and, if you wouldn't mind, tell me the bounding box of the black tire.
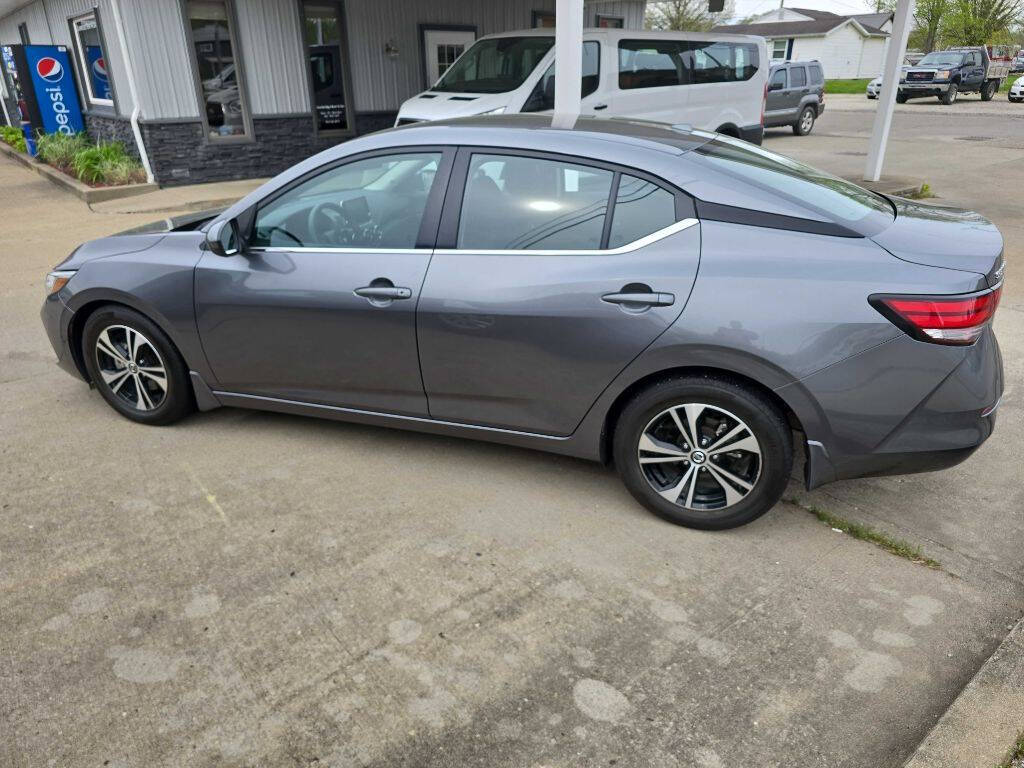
[940,83,958,105]
[896,92,908,103]
[81,305,194,425]
[793,105,816,136]
[981,80,997,101]
[1011,97,1023,103]
[613,375,793,530]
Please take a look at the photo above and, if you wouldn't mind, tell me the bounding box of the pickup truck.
[898,46,1008,104]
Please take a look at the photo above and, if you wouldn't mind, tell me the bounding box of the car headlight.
[45,270,75,296]
[935,70,951,80]
[478,107,505,116]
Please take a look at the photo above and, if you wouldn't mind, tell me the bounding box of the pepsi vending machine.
[7,44,83,137]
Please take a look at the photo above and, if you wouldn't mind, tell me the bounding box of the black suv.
[764,61,825,136]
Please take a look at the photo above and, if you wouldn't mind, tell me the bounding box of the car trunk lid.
[871,197,1005,287]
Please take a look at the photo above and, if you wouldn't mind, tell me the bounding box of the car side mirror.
[206,218,240,257]
[768,81,784,92]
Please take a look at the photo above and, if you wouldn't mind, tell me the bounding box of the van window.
[433,36,554,94]
[619,40,688,89]
[523,41,600,112]
[809,64,824,84]
[608,175,677,249]
[790,66,807,87]
[689,40,760,83]
[458,154,613,250]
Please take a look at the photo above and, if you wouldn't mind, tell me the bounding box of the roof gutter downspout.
[108,0,154,183]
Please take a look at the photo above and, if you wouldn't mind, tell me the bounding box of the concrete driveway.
[2,111,1022,767]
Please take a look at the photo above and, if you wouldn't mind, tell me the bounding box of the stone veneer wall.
[138,111,397,186]
[82,112,139,159]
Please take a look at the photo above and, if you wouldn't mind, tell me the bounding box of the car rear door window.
[457,154,613,250]
[790,66,807,87]
[608,175,677,249]
[251,152,441,249]
[619,39,688,89]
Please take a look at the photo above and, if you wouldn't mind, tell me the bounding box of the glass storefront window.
[72,14,112,106]
[302,1,353,134]
[185,0,250,140]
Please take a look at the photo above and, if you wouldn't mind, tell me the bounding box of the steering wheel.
[307,201,347,246]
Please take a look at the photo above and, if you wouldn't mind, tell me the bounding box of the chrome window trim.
[250,217,698,256]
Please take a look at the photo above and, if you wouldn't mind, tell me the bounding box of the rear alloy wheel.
[981,81,996,101]
[940,83,958,104]
[614,376,792,530]
[82,305,194,425]
[793,106,816,136]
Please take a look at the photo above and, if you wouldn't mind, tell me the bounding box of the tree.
[941,0,1023,45]
[645,0,736,31]
[912,0,952,51]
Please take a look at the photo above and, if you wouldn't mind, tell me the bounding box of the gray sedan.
[41,117,1005,529]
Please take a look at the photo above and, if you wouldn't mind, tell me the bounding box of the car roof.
[477,27,766,43]
[390,114,716,155]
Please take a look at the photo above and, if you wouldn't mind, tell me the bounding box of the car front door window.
[252,152,441,250]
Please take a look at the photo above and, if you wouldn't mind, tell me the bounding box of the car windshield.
[690,136,895,235]
[917,52,966,67]
[432,36,554,93]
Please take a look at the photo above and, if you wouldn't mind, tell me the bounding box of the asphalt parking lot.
[2,108,1022,767]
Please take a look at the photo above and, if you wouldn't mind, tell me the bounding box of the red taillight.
[870,286,1002,345]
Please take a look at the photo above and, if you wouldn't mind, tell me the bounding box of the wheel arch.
[599,365,808,465]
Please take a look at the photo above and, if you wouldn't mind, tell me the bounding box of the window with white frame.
[71,13,113,106]
[770,39,788,61]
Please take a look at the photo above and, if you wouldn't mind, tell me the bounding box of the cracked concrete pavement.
[1,108,1022,767]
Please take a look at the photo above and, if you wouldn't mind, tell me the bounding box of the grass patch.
[786,497,941,569]
[825,78,872,94]
[997,731,1024,768]
[905,182,935,200]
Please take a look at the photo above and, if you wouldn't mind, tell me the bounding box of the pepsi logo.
[92,57,107,80]
[36,56,63,83]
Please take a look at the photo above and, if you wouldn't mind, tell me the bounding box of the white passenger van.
[396,28,770,144]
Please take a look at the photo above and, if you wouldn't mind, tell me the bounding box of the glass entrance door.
[302,1,353,134]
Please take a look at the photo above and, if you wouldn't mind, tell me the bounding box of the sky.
[729,0,880,22]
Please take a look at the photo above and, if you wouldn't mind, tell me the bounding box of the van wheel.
[940,83,958,104]
[981,81,997,101]
[793,106,815,136]
[613,375,793,530]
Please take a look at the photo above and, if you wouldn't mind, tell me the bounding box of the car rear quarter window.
[691,137,895,235]
[809,64,824,84]
[608,175,677,249]
[790,66,807,87]
[457,154,613,250]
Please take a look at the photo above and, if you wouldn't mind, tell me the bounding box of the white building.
[714,7,892,79]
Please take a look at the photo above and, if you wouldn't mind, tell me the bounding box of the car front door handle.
[601,291,675,307]
[354,286,412,300]
[593,103,608,110]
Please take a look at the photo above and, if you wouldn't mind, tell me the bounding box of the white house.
[714,7,892,79]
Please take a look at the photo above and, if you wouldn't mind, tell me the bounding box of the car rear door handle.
[593,103,608,110]
[601,291,675,307]
[354,285,412,300]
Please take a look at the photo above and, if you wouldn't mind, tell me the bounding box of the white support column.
[552,0,584,129]
[863,0,915,181]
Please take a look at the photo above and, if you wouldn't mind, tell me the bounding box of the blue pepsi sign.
[24,45,83,135]
[84,45,111,100]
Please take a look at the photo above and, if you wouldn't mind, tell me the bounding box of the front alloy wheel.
[95,325,168,411]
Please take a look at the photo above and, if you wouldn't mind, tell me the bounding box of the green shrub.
[0,125,26,152]
[36,131,89,168]
[71,140,144,185]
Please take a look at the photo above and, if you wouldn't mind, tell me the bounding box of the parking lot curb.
[903,615,1024,768]
[0,141,157,203]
